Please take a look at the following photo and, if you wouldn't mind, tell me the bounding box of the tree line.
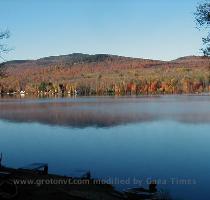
[1,64,210,96]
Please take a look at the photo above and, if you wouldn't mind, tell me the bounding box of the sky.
[0,0,206,61]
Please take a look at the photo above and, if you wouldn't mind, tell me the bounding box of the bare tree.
[0,29,10,60]
[195,1,210,56]
[0,30,10,77]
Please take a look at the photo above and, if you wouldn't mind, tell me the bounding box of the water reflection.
[1,96,210,127]
[1,96,210,200]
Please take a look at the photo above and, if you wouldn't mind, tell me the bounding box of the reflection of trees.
[0,101,156,127]
[0,98,210,127]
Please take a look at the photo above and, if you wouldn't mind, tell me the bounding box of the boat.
[124,187,158,200]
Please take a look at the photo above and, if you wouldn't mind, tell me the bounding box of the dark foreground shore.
[0,166,169,200]
[0,166,126,200]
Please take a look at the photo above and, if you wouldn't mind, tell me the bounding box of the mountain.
[0,53,166,69]
[0,53,210,95]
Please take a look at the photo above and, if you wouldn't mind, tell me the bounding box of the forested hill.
[1,53,166,69]
[0,53,210,95]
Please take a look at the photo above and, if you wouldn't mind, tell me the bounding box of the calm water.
[1,95,210,199]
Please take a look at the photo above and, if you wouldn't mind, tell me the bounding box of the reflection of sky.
[1,96,210,127]
[0,119,210,200]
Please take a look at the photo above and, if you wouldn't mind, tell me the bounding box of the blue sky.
[0,0,205,61]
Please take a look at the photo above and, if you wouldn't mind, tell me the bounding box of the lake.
[0,95,210,199]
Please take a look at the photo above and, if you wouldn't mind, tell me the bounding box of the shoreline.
[1,92,210,99]
[0,166,125,200]
[0,166,164,200]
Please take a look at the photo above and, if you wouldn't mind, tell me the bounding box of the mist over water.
[1,95,210,127]
[0,96,210,200]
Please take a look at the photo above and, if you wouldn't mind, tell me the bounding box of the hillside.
[0,53,166,71]
[0,53,210,95]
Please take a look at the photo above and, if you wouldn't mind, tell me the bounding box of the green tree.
[39,82,47,92]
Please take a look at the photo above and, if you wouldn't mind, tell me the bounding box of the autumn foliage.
[0,53,210,96]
